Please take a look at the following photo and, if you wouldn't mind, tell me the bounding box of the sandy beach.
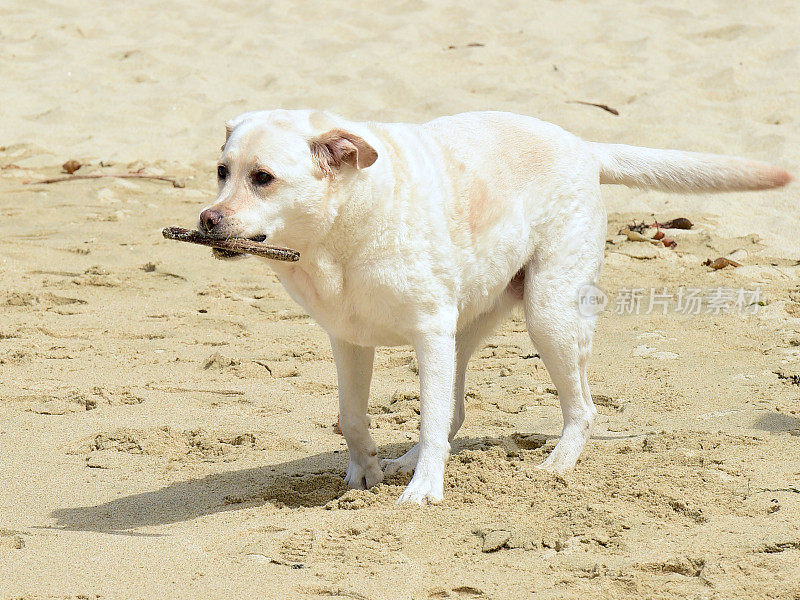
[1,1,799,598]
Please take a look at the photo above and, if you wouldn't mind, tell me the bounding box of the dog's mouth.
[211,234,268,260]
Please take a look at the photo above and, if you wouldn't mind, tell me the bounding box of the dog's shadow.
[46,435,562,535]
[46,408,795,535]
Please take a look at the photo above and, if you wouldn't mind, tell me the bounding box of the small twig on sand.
[567,100,620,116]
[755,487,800,494]
[146,384,245,396]
[703,257,742,270]
[25,172,185,188]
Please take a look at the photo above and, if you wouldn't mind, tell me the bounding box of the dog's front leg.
[330,336,383,490]
[397,328,456,504]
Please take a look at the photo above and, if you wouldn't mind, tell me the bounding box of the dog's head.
[198,110,378,259]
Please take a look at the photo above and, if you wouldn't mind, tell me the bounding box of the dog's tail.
[590,142,791,193]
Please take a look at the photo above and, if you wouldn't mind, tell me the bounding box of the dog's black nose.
[199,209,223,233]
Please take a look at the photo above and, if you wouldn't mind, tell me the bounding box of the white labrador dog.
[199,110,790,504]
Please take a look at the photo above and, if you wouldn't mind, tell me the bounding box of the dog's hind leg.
[382,290,519,478]
[452,291,520,440]
[523,218,604,473]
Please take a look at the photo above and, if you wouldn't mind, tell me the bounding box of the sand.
[1,1,799,599]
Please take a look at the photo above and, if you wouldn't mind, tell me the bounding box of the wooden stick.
[25,173,185,187]
[162,226,300,262]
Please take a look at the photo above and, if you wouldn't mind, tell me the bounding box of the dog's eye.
[253,171,274,186]
[217,165,228,180]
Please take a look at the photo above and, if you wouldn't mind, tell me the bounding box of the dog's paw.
[344,457,383,490]
[535,455,572,475]
[535,425,588,474]
[381,444,420,477]
[536,446,580,475]
[396,472,443,505]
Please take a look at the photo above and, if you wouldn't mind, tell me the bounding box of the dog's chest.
[272,261,407,347]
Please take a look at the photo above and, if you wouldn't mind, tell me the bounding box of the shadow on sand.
[47,429,652,535]
[47,436,547,534]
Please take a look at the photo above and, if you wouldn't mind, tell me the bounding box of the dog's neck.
[308,168,390,260]
[268,170,383,301]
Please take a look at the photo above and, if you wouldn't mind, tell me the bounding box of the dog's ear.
[221,123,234,151]
[310,129,378,175]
